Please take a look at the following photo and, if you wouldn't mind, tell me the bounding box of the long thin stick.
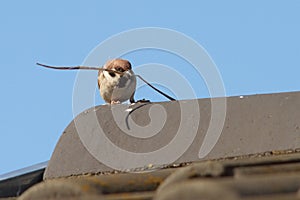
[36,63,123,74]
[135,75,176,101]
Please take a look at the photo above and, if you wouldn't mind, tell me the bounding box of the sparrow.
[98,59,136,104]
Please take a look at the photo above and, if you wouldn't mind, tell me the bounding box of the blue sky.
[0,1,300,174]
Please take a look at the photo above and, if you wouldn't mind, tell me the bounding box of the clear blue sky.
[0,1,300,175]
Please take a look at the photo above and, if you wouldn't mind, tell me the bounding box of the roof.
[45,91,300,179]
[16,151,300,200]
[0,162,46,199]
[1,91,300,199]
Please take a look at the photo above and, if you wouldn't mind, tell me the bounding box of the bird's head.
[104,59,132,76]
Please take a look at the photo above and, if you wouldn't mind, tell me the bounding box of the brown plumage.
[98,59,136,104]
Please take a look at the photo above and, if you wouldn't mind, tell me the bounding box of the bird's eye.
[116,67,125,72]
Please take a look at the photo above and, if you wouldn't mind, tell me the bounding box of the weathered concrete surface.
[22,152,300,200]
[44,91,300,179]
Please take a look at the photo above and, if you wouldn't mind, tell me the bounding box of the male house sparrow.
[98,59,136,104]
